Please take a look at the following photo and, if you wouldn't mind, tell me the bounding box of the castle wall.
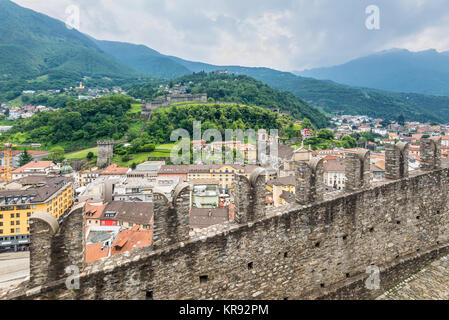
[4,143,449,300]
[10,166,449,300]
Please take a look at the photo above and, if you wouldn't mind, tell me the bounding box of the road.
[0,252,29,289]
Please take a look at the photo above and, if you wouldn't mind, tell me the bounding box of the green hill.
[146,102,297,144]
[0,0,137,79]
[0,95,135,150]
[129,73,329,128]
[94,40,191,79]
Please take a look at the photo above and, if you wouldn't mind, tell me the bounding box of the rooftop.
[0,176,72,205]
[100,201,154,225]
[13,161,55,173]
[100,164,130,176]
[267,176,295,187]
[190,208,229,229]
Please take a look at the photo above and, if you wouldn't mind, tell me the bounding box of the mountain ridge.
[296,49,449,96]
[4,0,449,123]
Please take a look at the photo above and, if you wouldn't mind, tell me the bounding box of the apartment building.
[0,176,73,252]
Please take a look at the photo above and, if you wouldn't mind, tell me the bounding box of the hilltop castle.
[142,93,207,118]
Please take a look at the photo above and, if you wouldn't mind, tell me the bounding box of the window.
[10,221,14,226]
[0,230,2,234]
[16,221,20,225]
[199,275,209,284]
[10,214,14,218]
[10,229,14,233]
[0,222,2,226]
[0,214,2,219]
[16,228,20,233]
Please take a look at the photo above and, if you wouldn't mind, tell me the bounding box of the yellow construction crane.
[2,143,18,183]
[2,143,37,183]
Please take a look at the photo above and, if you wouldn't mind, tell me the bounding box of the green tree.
[18,149,33,167]
[49,146,65,162]
[301,118,314,130]
[86,152,94,160]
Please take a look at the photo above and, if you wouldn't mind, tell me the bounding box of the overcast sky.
[12,0,449,71]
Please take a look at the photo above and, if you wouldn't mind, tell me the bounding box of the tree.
[340,136,357,148]
[86,152,94,160]
[18,150,33,167]
[301,118,314,130]
[49,146,65,162]
[317,129,334,141]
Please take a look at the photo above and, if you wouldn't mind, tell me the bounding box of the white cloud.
[12,0,449,71]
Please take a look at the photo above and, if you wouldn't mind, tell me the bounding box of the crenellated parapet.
[345,149,371,191]
[169,183,191,244]
[28,212,59,288]
[28,203,85,289]
[151,193,172,249]
[295,158,324,205]
[385,142,409,180]
[420,137,441,171]
[234,168,267,224]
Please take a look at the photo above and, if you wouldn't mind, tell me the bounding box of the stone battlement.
[2,139,449,300]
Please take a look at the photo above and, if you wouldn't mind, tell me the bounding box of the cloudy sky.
[12,0,449,71]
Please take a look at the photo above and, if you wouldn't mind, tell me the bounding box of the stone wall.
[420,137,441,171]
[4,145,449,300]
[96,141,115,168]
[385,142,409,180]
[345,150,371,191]
[28,204,85,289]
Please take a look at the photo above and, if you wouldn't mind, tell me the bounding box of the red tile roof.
[85,201,108,220]
[111,226,152,255]
[100,164,129,175]
[13,161,54,173]
[85,242,109,263]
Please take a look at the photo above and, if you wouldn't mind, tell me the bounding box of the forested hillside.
[130,73,329,128]
[146,103,295,144]
[0,95,134,150]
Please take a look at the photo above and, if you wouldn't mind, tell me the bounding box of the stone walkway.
[378,255,449,300]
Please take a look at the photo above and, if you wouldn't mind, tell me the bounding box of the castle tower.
[97,140,115,168]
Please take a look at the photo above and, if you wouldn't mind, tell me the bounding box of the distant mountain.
[0,0,137,79]
[296,49,449,96]
[94,40,191,79]
[4,0,449,123]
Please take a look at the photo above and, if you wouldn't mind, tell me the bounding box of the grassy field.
[64,143,176,166]
[113,143,176,166]
[128,103,142,115]
[65,147,98,160]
